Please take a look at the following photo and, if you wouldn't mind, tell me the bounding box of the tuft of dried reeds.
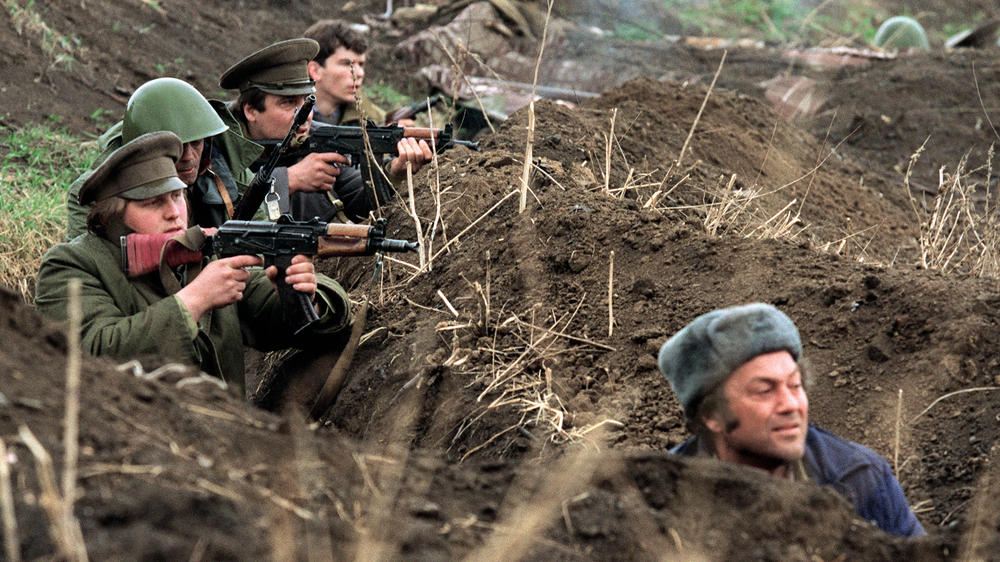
[0,439,19,562]
[18,426,87,561]
[699,173,807,241]
[63,279,82,531]
[519,0,555,213]
[904,144,1000,277]
[676,50,726,170]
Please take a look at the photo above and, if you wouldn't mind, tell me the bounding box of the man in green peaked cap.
[223,37,432,223]
[221,38,352,213]
[37,131,353,395]
[77,131,186,206]
[657,303,925,537]
[65,77,263,239]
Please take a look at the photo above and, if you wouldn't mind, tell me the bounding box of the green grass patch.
[365,83,412,112]
[660,0,889,45]
[0,123,95,301]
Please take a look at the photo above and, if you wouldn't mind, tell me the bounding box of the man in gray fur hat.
[658,303,925,537]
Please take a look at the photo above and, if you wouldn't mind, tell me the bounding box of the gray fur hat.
[657,303,802,416]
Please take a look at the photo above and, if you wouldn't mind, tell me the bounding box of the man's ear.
[703,412,725,434]
[307,60,322,81]
[243,103,258,124]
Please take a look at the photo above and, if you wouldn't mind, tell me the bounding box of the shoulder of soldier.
[361,97,387,123]
[341,97,387,126]
[803,425,889,484]
[207,98,264,171]
[42,232,114,268]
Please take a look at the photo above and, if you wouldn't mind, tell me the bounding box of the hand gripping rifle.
[120,215,416,334]
[231,94,316,221]
[258,120,480,210]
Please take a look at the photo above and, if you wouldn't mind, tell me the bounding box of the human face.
[243,93,314,141]
[174,139,205,185]
[705,350,808,475]
[308,47,365,106]
[122,190,188,235]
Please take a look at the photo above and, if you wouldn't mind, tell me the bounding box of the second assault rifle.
[120,215,416,333]
[258,121,481,211]
[383,94,443,124]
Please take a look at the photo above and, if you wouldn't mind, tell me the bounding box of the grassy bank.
[0,124,94,302]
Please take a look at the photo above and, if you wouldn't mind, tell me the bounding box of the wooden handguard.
[122,232,203,278]
[316,223,374,257]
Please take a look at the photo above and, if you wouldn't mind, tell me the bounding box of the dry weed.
[905,144,1000,277]
[700,174,807,241]
[5,0,77,76]
[442,284,621,460]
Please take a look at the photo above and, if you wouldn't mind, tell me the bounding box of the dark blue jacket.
[671,425,926,537]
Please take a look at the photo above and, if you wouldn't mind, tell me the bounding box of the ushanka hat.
[657,303,802,416]
[78,131,184,205]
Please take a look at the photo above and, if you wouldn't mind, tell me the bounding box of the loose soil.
[2,0,1000,559]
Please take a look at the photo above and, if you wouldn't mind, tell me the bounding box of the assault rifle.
[258,121,480,210]
[384,94,442,125]
[120,215,416,333]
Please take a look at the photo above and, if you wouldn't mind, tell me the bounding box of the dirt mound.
[0,283,952,560]
[4,0,1000,558]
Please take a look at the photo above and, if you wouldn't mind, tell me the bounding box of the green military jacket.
[34,227,352,393]
[65,102,265,239]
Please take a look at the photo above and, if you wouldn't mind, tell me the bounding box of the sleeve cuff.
[172,295,200,339]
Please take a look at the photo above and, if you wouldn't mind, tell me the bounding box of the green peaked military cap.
[219,38,319,95]
[78,131,185,205]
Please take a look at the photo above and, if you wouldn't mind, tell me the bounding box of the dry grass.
[519,0,555,213]
[442,284,622,460]
[461,437,604,561]
[17,426,87,561]
[905,144,1000,277]
[0,439,19,562]
[700,173,807,241]
[4,0,78,77]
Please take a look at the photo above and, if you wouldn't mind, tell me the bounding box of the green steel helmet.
[873,16,931,51]
[122,77,228,143]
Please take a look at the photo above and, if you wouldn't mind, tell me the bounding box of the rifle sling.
[209,168,235,219]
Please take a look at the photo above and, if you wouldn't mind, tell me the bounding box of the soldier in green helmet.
[65,77,264,238]
[873,16,931,51]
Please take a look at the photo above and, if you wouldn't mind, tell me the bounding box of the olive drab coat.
[34,227,352,393]
[65,102,265,239]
